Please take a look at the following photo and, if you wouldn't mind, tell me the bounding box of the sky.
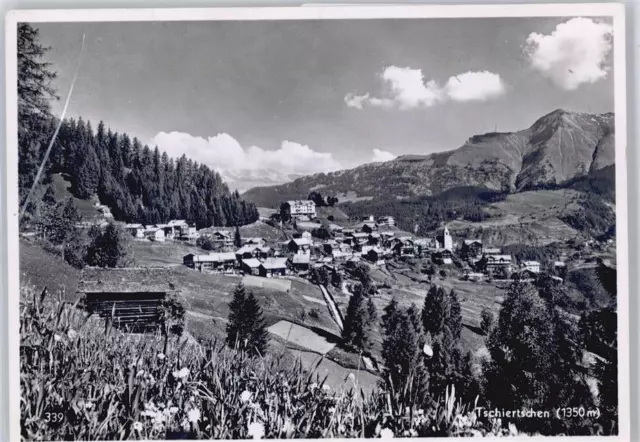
[33,16,615,176]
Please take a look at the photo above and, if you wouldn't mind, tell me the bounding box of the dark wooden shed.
[77,267,180,333]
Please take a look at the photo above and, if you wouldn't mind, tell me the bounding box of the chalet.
[291,254,311,272]
[183,252,236,272]
[553,261,566,269]
[345,255,361,269]
[361,215,375,222]
[521,260,541,274]
[241,258,262,276]
[362,246,385,265]
[485,255,513,273]
[125,223,145,239]
[144,227,166,242]
[287,200,316,220]
[393,238,415,258]
[342,228,355,236]
[351,232,370,243]
[329,224,344,233]
[236,245,258,261]
[461,240,483,260]
[168,219,188,235]
[77,267,179,333]
[377,216,396,226]
[483,248,501,256]
[259,257,289,277]
[433,249,453,265]
[360,221,377,233]
[155,224,175,240]
[331,250,351,261]
[287,238,313,255]
[244,237,266,246]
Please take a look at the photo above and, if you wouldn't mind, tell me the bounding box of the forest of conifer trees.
[20,116,259,228]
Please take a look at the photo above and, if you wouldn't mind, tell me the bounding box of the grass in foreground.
[20,283,519,440]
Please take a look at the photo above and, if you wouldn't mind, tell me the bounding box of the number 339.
[44,412,64,423]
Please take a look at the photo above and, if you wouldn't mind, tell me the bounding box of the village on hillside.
[105,198,613,286]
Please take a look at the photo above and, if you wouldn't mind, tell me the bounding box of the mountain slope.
[243,110,615,207]
[218,168,304,194]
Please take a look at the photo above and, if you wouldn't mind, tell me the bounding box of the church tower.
[443,225,453,251]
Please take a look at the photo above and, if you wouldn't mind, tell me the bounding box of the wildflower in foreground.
[240,390,252,403]
[132,421,143,432]
[380,428,394,439]
[67,329,78,339]
[157,353,166,360]
[247,421,265,439]
[188,408,201,424]
[172,367,190,380]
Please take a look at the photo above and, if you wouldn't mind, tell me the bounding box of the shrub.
[480,308,493,335]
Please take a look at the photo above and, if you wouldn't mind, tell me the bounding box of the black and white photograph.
[5,4,629,440]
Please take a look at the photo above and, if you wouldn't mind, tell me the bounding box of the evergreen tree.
[17,23,58,203]
[382,297,400,332]
[225,283,269,355]
[85,221,132,267]
[447,289,462,341]
[279,202,291,223]
[342,284,376,352]
[381,307,429,408]
[483,280,594,434]
[234,225,242,248]
[422,285,450,336]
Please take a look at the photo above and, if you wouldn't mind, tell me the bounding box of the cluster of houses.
[124,219,198,242]
[458,238,566,282]
[181,218,457,280]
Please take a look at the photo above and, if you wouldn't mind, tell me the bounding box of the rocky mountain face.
[243,109,615,207]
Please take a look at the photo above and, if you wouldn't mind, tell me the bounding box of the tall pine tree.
[226,283,269,356]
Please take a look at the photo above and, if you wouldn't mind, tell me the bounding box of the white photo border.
[4,4,628,441]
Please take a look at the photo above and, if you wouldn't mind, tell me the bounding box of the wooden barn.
[77,267,179,333]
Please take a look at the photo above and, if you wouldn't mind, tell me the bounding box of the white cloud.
[445,71,506,102]
[372,149,397,162]
[151,132,342,176]
[346,65,505,110]
[525,18,613,90]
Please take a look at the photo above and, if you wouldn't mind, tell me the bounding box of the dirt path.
[318,284,344,332]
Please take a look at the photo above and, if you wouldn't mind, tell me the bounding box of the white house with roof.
[485,255,513,273]
[259,257,289,277]
[286,238,313,255]
[377,216,395,226]
[124,223,145,239]
[521,260,541,274]
[144,227,166,242]
[287,200,316,220]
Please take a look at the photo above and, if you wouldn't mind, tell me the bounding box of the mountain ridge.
[243,109,615,207]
